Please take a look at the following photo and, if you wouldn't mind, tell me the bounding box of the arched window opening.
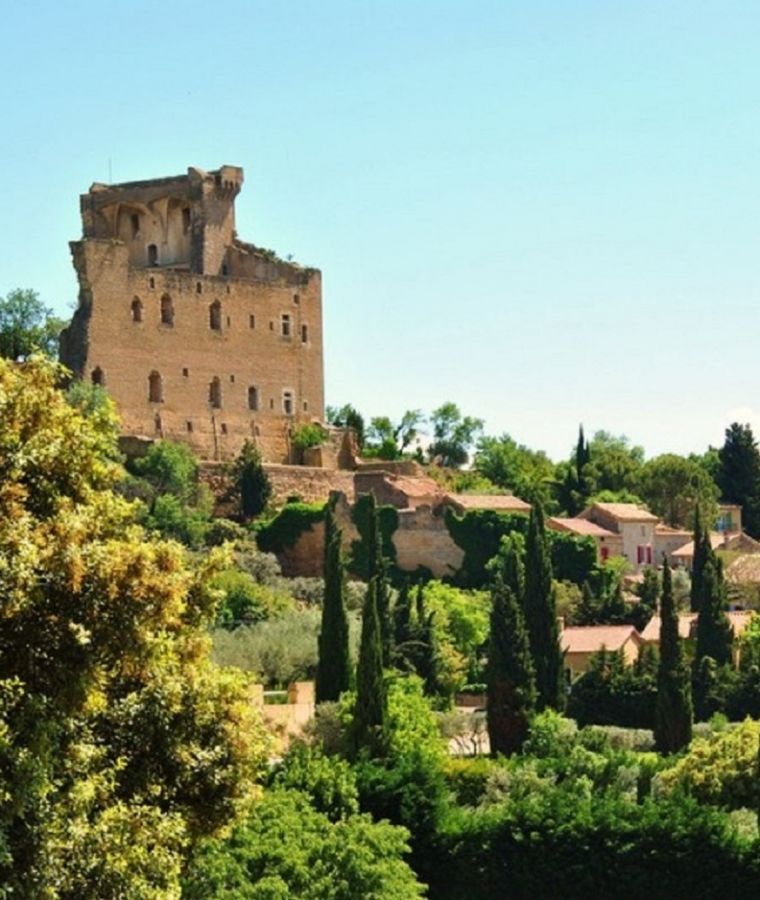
[147,244,159,267]
[148,370,163,403]
[91,366,105,387]
[248,386,259,411]
[209,376,222,409]
[131,297,143,322]
[209,300,222,332]
[160,294,174,326]
[130,213,140,238]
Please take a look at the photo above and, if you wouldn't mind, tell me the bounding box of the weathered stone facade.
[60,165,324,462]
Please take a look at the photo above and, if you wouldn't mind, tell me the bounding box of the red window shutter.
[646,546,652,564]
[637,545,644,564]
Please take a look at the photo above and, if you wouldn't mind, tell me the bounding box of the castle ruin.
[60,164,324,462]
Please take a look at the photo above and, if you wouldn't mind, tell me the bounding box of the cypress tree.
[365,491,392,665]
[315,499,351,703]
[392,579,413,663]
[487,578,537,756]
[690,504,709,612]
[694,556,734,668]
[524,503,565,710]
[654,559,693,753]
[353,576,387,757]
[415,596,441,697]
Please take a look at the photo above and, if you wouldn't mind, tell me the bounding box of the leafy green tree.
[183,789,425,899]
[694,557,734,669]
[486,579,537,755]
[316,500,351,702]
[0,357,269,895]
[133,438,200,500]
[0,288,66,360]
[428,401,484,468]
[473,434,555,506]
[636,453,719,528]
[654,559,693,753]
[228,439,272,519]
[523,504,565,711]
[353,576,388,757]
[364,410,424,459]
[717,422,760,538]
[583,430,644,497]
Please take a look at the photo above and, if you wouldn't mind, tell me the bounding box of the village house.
[547,516,624,563]
[561,624,644,681]
[577,502,659,571]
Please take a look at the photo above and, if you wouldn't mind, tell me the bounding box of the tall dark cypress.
[690,504,708,612]
[695,556,734,668]
[315,499,351,703]
[487,578,537,756]
[392,580,413,664]
[353,576,387,757]
[414,594,440,697]
[654,559,693,753]
[523,503,565,710]
[366,491,392,665]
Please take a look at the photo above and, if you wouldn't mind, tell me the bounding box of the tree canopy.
[0,287,67,360]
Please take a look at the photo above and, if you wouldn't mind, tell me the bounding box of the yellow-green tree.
[0,358,269,896]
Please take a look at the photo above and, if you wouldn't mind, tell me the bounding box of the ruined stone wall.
[62,165,324,464]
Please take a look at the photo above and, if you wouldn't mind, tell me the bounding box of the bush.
[212,569,294,628]
[269,743,359,820]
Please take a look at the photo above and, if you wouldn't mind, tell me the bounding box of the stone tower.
[60,165,324,461]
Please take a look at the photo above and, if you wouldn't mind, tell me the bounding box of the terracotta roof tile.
[583,503,658,523]
[548,517,619,538]
[561,625,642,654]
[445,494,531,513]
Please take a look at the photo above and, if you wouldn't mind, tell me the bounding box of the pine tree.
[487,578,537,755]
[228,439,271,520]
[717,422,760,538]
[654,559,693,753]
[523,503,565,710]
[353,576,387,757]
[315,499,351,703]
[694,556,734,668]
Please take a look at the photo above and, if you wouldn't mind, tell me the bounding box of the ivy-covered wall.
[257,501,327,554]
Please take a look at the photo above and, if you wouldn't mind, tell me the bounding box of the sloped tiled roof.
[585,503,658,523]
[445,494,531,513]
[640,610,755,642]
[548,517,619,538]
[671,533,727,559]
[561,625,642,654]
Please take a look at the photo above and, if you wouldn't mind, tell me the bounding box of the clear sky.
[2,0,759,460]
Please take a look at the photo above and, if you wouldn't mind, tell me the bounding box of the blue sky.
[2,0,759,459]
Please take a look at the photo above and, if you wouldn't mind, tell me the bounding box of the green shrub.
[212,569,294,628]
[257,502,326,553]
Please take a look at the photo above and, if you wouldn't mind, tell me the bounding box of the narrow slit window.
[248,386,259,411]
[160,294,174,326]
[281,314,291,338]
[221,423,228,435]
[301,324,308,343]
[182,208,191,234]
[131,297,143,322]
[249,314,255,329]
[147,244,158,267]
[186,421,193,433]
[283,390,294,416]
[130,213,140,238]
[209,300,222,331]
[182,367,189,377]
[148,371,163,403]
[209,376,222,409]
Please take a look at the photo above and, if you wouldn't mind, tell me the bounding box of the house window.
[283,390,294,416]
[160,294,174,326]
[130,213,140,238]
[281,314,291,338]
[209,376,222,409]
[248,386,259,411]
[147,244,158,267]
[301,323,308,343]
[209,300,222,331]
[148,371,162,403]
[249,314,255,329]
[91,366,105,386]
[131,297,143,322]
[182,207,191,234]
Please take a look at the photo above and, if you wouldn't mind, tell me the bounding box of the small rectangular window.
[269,321,274,331]
[301,324,308,343]
[303,400,309,412]
[269,398,274,410]
[281,314,291,338]
[230,374,235,383]
[283,390,294,416]
[221,423,228,435]
[226,315,231,327]
[186,421,193,432]
[249,314,255,329]
[182,367,189,377]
